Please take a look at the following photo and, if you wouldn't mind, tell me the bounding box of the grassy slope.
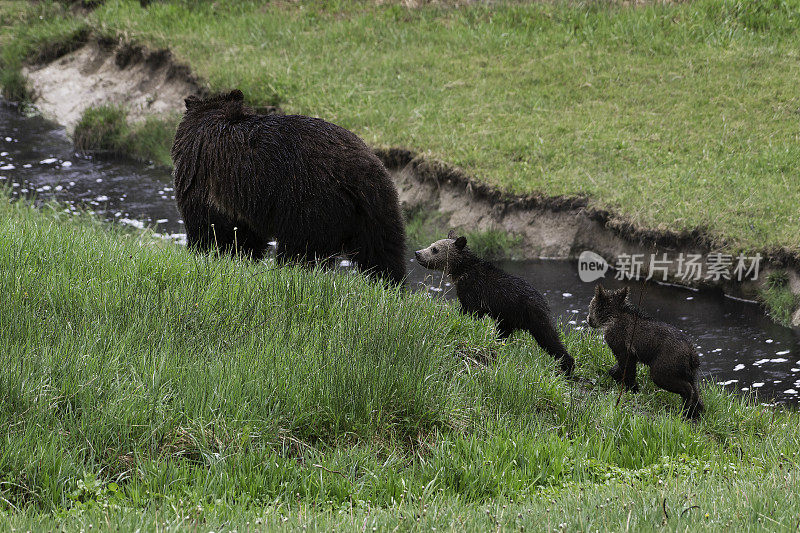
[1,195,800,530]
[78,0,799,255]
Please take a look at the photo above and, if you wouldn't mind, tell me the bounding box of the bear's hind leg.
[609,347,638,392]
[649,360,703,420]
[183,203,265,259]
[526,313,574,374]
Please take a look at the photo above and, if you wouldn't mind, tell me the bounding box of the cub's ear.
[228,89,244,101]
[617,286,631,302]
[454,236,467,250]
[184,95,200,109]
[447,229,458,240]
[594,284,604,297]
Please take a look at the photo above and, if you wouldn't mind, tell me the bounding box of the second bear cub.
[588,284,704,419]
[415,231,574,374]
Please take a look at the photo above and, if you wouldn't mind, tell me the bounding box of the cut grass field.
[3,0,800,256]
[2,193,800,530]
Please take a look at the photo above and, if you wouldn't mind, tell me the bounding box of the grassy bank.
[1,194,800,530]
[73,104,176,166]
[3,0,799,255]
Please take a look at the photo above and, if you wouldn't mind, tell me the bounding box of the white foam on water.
[0,164,14,170]
[776,350,790,356]
[39,158,57,164]
[766,339,774,344]
[96,195,109,202]
[785,389,798,395]
[119,218,145,229]
[752,382,765,388]
[733,364,746,371]
[718,379,738,386]
[61,161,72,167]
[562,292,573,298]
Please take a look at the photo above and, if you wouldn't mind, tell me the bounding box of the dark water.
[3,103,799,405]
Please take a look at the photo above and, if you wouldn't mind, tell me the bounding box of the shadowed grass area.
[760,271,800,327]
[74,104,177,165]
[1,192,799,529]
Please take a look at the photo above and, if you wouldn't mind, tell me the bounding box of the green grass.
[760,271,800,326]
[0,1,86,100]
[3,1,800,255]
[73,104,176,165]
[1,192,800,530]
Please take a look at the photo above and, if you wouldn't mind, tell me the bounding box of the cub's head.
[415,230,467,273]
[587,284,629,328]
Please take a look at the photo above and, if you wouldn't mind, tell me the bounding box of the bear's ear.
[228,89,244,101]
[616,286,630,303]
[447,229,458,240]
[454,236,467,251]
[184,95,200,110]
[594,284,604,297]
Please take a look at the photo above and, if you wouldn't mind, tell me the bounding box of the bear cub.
[415,231,574,374]
[588,284,704,419]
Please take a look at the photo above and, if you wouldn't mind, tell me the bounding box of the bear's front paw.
[608,364,623,381]
[624,382,640,393]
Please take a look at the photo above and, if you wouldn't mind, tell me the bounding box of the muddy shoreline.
[18,37,800,326]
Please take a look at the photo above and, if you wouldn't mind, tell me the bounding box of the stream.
[3,102,799,405]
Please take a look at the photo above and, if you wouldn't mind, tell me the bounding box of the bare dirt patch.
[23,37,203,132]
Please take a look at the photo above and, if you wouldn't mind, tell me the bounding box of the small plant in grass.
[73,104,130,154]
[0,66,28,101]
[760,270,799,326]
[126,115,179,166]
[464,228,523,260]
[73,106,176,165]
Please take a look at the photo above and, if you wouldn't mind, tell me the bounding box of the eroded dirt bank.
[23,37,203,131]
[18,39,800,326]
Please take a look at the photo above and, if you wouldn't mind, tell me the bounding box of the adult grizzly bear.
[171,89,406,284]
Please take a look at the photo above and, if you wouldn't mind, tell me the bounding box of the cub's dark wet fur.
[588,284,704,419]
[171,90,406,284]
[415,231,574,374]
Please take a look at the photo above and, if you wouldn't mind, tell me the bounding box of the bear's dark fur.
[171,90,406,284]
[415,231,574,374]
[588,284,704,419]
